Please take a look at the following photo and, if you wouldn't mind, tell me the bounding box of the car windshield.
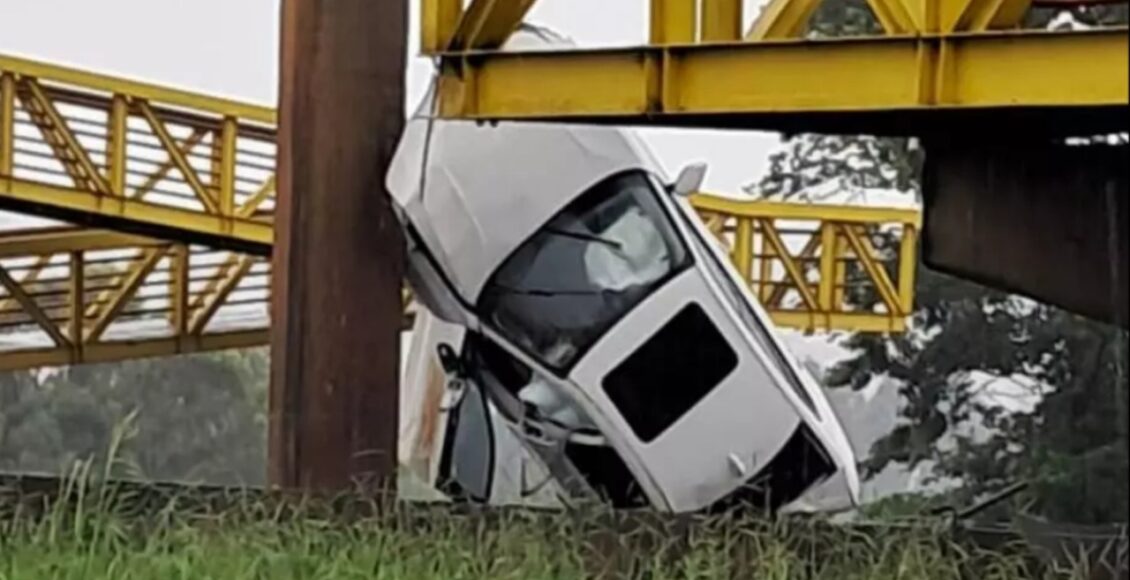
[477,171,690,372]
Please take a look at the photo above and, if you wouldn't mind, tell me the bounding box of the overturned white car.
[390,28,860,515]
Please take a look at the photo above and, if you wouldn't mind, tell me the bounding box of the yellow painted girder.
[868,0,920,34]
[17,78,111,195]
[0,177,274,253]
[422,0,464,53]
[0,228,156,257]
[0,74,13,176]
[433,28,1128,125]
[422,0,536,53]
[691,194,922,227]
[702,0,744,42]
[651,0,698,44]
[449,0,538,51]
[980,0,1033,30]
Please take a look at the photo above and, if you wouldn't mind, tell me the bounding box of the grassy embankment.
[0,475,1065,580]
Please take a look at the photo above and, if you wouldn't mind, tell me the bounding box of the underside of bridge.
[422,0,1129,328]
[924,138,1128,328]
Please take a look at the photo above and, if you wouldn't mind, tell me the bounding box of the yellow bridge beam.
[429,28,1127,132]
[420,0,1126,134]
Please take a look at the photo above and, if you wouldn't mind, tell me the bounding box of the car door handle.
[728,453,748,478]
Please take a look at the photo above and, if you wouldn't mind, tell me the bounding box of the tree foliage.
[751,135,923,199]
[822,273,1129,524]
[754,1,1130,524]
[0,349,268,486]
[1027,3,1129,28]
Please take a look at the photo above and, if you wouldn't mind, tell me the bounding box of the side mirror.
[671,163,708,198]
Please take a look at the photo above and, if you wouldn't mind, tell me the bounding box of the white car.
[390,26,860,515]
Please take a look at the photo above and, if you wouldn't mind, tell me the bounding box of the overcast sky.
[0,0,781,194]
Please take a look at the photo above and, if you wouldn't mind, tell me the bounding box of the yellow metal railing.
[0,196,918,370]
[0,53,276,252]
[0,226,420,370]
[0,228,269,370]
[692,194,919,334]
[0,201,916,371]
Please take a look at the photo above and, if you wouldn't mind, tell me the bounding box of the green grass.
[0,515,1036,580]
[0,482,1068,580]
[0,452,1076,580]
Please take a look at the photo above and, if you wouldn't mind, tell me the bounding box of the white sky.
[0,0,781,195]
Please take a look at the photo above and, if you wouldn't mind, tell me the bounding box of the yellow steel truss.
[692,195,920,333]
[0,50,923,370]
[0,54,275,254]
[422,0,1127,133]
[0,227,269,370]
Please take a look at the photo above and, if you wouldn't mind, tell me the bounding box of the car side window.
[602,303,738,443]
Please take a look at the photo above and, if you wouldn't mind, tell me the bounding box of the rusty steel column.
[270,0,406,492]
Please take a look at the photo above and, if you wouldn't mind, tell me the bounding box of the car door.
[427,339,498,504]
[460,330,662,508]
[668,197,860,510]
[566,265,813,513]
